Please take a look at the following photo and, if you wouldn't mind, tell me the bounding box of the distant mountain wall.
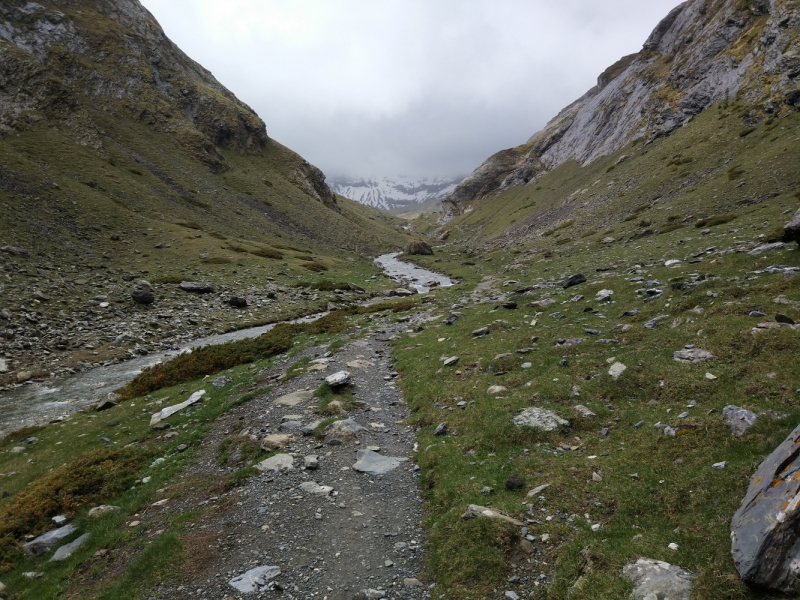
[330,175,462,211]
[441,0,799,220]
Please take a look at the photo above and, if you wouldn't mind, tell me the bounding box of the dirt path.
[148,321,429,600]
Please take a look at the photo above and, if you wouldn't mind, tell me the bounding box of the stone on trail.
[461,504,524,527]
[562,273,586,289]
[352,449,408,476]
[608,362,627,379]
[298,481,333,496]
[22,525,77,556]
[673,347,716,363]
[722,405,757,437]
[303,455,319,470]
[229,566,281,593]
[514,407,569,431]
[731,421,800,593]
[50,533,90,562]
[256,454,294,472]
[274,390,314,407]
[179,281,214,293]
[325,370,351,387]
[261,434,295,451]
[622,558,694,600]
[94,398,116,411]
[324,418,365,443]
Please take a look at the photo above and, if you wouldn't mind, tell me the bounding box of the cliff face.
[442,0,800,220]
[0,0,333,209]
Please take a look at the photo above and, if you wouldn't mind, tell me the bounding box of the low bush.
[303,262,328,272]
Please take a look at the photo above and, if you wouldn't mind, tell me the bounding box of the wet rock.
[562,273,586,289]
[353,449,408,475]
[505,473,524,490]
[722,405,757,437]
[227,296,248,308]
[622,558,694,600]
[130,280,155,305]
[256,454,294,472]
[325,370,351,387]
[513,407,569,431]
[261,434,295,451]
[731,422,800,594]
[229,566,281,593]
[179,281,214,293]
[22,524,77,556]
[673,347,716,363]
[50,533,90,562]
[404,241,433,255]
[461,504,524,527]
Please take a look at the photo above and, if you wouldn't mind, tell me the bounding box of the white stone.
[623,558,693,600]
[229,566,281,593]
[487,385,508,395]
[608,362,627,379]
[705,372,717,380]
[256,454,294,472]
[353,450,408,475]
[298,481,333,496]
[50,533,90,562]
[513,407,569,431]
[0,358,8,373]
[527,484,551,497]
[150,390,205,425]
[596,289,614,301]
[665,259,682,267]
[325,370,351,387]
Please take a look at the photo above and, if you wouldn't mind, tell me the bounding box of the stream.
[0,253,453,437]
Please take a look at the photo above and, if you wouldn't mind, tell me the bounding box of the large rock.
[783,207,800,245]
[513,407,569,431]
[403,241,433,256]
[179,281,215,293]
[261,434,294,451]
[256,454,294,472]
[562,273,586,289]
[130,280,155,305]
[50,533,90,562]
[673,346,716,363]
[229,566,281,593]
[274,390,314,407]
[352,449,408,475]
[722,405,757,437]
[731,422,800,593]
[622,558,694,600]
[324,418,365,443]
[325,370,351,387]
[22,525,77,556]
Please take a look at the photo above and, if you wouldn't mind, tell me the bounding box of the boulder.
[673,346,716,363]
[722,405,757,437]
[513,407,569,431]
[562,273,586,289]
[130,280,155,305]
[274,390,314,407]
[50,533,90,562]
[404,241,433,255]
[179,281,215,293]
[324,418,365,443]
[94,398,117,412]
[352,449,408,475]
[261,434,295,451]
[22,525,77,556]
[325,370,351,387]
[256,454,294,472]
[227,296,248,308]
[783,207,800,245]
[731,422,800,593]
[622,558,694,600]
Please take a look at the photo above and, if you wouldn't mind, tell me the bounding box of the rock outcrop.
[441,0,800,220]
[731,422,800,593]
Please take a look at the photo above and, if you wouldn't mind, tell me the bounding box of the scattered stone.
[505,474,524,490]
[434,422,448,436]
[776,314,796,325]
[1,245,29,258]
[731,421,800,593]
[713,461,728,469]
[513,407,569,431]
[179,281,215,293]
[622,558,694,600]
[94,398,116,412]
[347,282,365,293]
[353,450,408,476]
[665,259,682,267]
[673,347,716,363]
[480,486,494,495]
[227,296,248,308]
[299,481,333,496]
[748,242,785,256]
[783,207,800,245]
[88,505,120,518]
[601,236,616,244]
[324,418,365,443]
[261,434,295,451]
[32,291,50,302]
[705,372,717,380]
[229,566,281,593]
[51,515,67,526]
[608,362,627,379]
[325,370,351,387]
[256,454,294,472]
[304,455,319,470]
[573,405,597,419]
[555,337,584,348]
[212,376,232,388]
[150,390,206,425]
[461,504,524,527]
[722,405,757,437]
[50,533,90,562]
[596,289,614,302]
[403,578,422,588]
[562,273,586,289]
[274,390,314,407]
[502,301,518,310]
[527,484,551,497]
[130,280,155,305]
[505,592,520,600]
[443,356,459,366]
[487,385,508,396]
[22,525,77,556]
[472,326,490,336]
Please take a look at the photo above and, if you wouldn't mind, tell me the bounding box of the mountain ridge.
[330,174,463,212]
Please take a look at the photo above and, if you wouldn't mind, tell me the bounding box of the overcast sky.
[141,0,680,181]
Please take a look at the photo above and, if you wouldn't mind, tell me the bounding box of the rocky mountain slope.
[442,0,800,219]
[330,175,462,212]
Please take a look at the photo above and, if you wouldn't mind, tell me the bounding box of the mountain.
[330,175,463,212]
[441,0,800,220]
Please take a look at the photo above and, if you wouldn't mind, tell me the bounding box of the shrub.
[250,247,283,259]
[303,262,328,272]
[200,257,232,264]
[696,213,738,228]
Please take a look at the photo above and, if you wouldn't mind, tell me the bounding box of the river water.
[0,253,453,436]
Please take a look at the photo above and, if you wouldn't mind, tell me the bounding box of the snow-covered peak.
[329,175,463,211]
